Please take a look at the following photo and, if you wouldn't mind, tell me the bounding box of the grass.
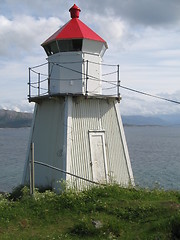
[0,184,180,239]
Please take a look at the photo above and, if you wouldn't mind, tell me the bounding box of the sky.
[0,0,180,115]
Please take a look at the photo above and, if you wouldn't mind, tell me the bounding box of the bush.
[170,214,180,239]
[9,185,25,201]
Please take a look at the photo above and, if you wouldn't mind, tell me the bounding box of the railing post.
[85,60,89,97]
[48,62,50,95]
[28,67,31,99]
[38,73,40,96]
[30,142,35,196]
[117,64,120,102]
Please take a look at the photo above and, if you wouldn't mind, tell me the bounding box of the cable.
[39,87,48,91]
[29,78,48,85]
[50,77,82,81]
[54,62,117,86]
[34,160,105,186]
[30,62,48,69]
[29,92,49,98]
[50,60,84,65]
[102,70,117,76]
[51,62,180,105]
[102,86,117,90]
[30,68,48,77]
[87,60,117,67]
[120,85,180,105]
[29,61,180,105]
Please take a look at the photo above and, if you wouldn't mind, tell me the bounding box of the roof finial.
[69,4,81,19]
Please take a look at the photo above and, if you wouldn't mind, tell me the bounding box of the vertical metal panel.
[24,98,66,189]
[114,102,135,185]
[83,53,102,95]
[65,97,73,181]
[22,104,38,185]
[100,99,130,185]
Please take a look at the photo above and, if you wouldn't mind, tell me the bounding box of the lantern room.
[41,4,108,95]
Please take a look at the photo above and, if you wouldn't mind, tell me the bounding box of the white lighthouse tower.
[22,4,134,190]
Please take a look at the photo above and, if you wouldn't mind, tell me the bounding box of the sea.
[0,126,180,193]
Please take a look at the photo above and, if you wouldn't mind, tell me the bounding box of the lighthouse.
[22,4,134,190]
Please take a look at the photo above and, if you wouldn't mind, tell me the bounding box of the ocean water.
[0,128,30,192]
[125,126,180,190]
[0,126,179,192]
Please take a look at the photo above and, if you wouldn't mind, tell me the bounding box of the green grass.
[0,184,180,239]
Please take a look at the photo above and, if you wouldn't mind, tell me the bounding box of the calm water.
[125,126,180,190]
[0,126,179,192]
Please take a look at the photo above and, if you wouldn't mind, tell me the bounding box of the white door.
[89,131,108,183]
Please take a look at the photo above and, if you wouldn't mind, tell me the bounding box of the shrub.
[170,214,180,239]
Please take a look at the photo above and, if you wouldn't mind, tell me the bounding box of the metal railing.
[28,60,120,100]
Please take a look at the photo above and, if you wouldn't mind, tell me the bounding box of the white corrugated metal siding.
[69,98,101,188]
[24,98,66,189]
[100,100,130,185]
[23,96,132,190]
[68,97,131,188]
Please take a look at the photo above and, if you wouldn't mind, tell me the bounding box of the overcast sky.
[0,0,180,115]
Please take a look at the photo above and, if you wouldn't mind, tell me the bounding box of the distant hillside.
[0,109,33,128]
[122,114,180,126]
[0,109,179,128]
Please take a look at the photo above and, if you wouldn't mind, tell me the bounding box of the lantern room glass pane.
[44,41,59,56]
[58,39,82,52]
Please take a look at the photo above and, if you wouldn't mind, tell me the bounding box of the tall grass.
[0,184,180,239]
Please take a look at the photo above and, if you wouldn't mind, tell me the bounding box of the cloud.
[154,50,180,58]
[158,60,180,67]
[124,25,180,53]
[85,13,128,51]
[0,100,34,112]
[0,14,63,58]
[120,90,180,116]
[80,0,180,26]
[1,0,76,19]
[0,0,180,116]
[3,0,180,27]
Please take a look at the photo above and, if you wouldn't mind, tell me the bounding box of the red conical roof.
[42,4,106,46]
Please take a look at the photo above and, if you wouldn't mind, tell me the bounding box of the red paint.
[42,4,106,46]
[69,4,81,19]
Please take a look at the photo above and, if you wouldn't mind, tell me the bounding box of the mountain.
[158,114,180,125]
[0,109,33,128]
[122,114,180,126]
[0,109,179,128]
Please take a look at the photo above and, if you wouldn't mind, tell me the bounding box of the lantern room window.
[44,41,59,56]
[58,39,82,52]
[43,39,83,56]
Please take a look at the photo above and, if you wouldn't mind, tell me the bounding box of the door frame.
[88,130,108,183]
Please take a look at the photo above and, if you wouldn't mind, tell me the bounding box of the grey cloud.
[120,90,180,116]
[2,0,180,26]
[0,15,62,59]
[80,0,180,26]
[1,0,75,19]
